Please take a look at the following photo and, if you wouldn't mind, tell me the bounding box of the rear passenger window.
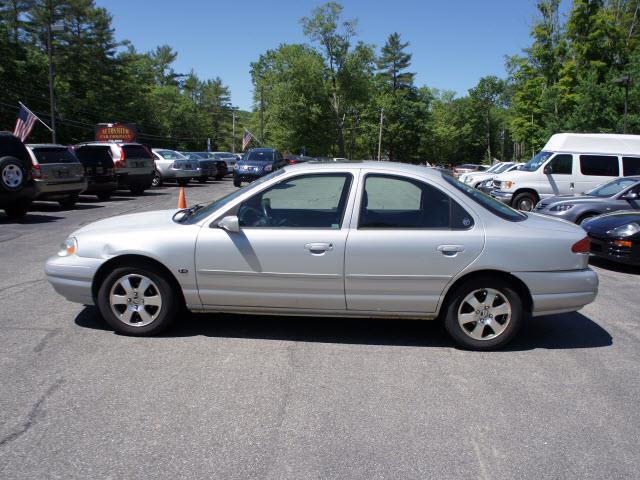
[359,174,473,229]
[122,145,152,159]
[622,157,640,176]
[547,154,573,174]
[580,155,619,176]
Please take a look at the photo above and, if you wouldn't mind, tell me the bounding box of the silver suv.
[26,144,87,208]
[74,142,154,195]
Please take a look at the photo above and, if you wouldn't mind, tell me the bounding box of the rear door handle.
[305,242,333,255]
[437,245,465,256]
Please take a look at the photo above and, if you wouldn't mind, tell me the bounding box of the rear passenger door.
[344,174,484,314]
[575,154,621,193]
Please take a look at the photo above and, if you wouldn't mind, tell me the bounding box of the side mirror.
[622,191,639,200]
[543,164,552,175]
[217,215,240,233]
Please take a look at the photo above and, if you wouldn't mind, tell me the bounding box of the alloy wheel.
[457,288,512,341]
[2,164,23,189]
[109,274,162,327]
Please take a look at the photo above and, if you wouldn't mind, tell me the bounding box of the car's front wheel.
[97,265,178,335]
[233,177,241,187]
[512,192,537,211]
[443,277,523,350]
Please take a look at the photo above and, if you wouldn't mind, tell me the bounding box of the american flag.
[242,129,252,151]
[13,104,38,142]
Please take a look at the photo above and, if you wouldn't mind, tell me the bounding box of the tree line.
[2,1,640,163]
[0,0,243,151]
[250,0,640,163]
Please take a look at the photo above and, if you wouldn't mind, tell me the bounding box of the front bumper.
[35,178,87,199]
[513,268,599,316]
[477,185,494,195]
[45,254,106,305]
[234,172,266,182]
[588,233,640,265]
[490,190,513,204]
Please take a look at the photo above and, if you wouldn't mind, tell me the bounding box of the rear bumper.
[45,254,105,305]
[513,268,598,316]
[196,167,218,178]
[84,175,117,194]
[490,190,513,204]
[116,171,154,187]
[34,178,87,198]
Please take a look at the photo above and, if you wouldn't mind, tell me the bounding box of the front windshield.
[179,169,285,224]
[493,162,514,174]
[157,150,187,160]
[485,163,503,173]
[442,174,527,222]
[243,150,274,162]
[586,177,638,198]
[520,151,552,172]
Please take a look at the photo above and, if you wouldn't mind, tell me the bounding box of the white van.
[490,133,640,211]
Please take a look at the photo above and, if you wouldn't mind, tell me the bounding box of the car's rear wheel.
[512,192,537,211]
[129,184,146,195]
[96,192,112,201]
[197,176,208,183]
[58,194,78,208]
[4,202,29,219]
[151,170,163,187]
[0,156,27,192]
[444,278,523,350]
[97,265,178,335]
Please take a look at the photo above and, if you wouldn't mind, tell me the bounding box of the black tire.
[151,170,163,188]
[577,213,596,226]
[96,264,179,336]
[215,174,225,181]
[233,177,241,188]
[0,156,27,192]
[96,192,112,201]
[512,192,537,211]
[443,277,523,350]
[177,178,190,187]
[197,176,208,184]
[4,202,29,219]
[58,194,79,208]
[129,184,146,195]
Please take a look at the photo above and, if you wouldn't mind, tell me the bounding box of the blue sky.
[96,0,571,111]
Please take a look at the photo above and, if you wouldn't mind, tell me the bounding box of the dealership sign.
[95,123,137,142]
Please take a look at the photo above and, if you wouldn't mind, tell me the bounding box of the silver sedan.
[45,162,598,350]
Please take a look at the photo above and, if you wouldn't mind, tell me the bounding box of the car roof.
[26,143,67,149]
[282,160,443,178]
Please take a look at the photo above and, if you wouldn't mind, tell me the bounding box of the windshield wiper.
[172,202,208,222]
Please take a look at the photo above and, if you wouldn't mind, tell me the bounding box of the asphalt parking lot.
[1,178,639,479]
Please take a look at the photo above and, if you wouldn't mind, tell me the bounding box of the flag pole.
[19,102,53,132]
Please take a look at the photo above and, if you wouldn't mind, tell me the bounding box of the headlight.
[607,222,640,237]
[233,164,239,170]
[501,181,514,189]
[263,164,273,172]
[58,237,77,257]
[550,204,574,212]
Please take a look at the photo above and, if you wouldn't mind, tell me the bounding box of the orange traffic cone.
[177,185,187,209]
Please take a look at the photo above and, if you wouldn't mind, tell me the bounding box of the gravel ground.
[0,177,638,479]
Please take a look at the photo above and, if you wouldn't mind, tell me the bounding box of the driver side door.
[194,172,356,310]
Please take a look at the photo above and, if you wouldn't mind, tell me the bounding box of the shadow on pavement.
[29,202,104,212]
[0,213,62,224]
[74,307,612,351]
[589,257,640,275]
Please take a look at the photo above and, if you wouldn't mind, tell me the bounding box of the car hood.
[73,209,179,236]
[493,170,535,182]
[543,194,604,205]
[582,211,640,235]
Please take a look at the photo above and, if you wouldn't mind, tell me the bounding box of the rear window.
[622,157,640,176]
[75,146,112,163]
[31,147,78,164]
[123,145,153,159]
[579,155,619,176]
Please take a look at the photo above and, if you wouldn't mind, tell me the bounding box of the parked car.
[453,164,488,179]
[45,161,597,350]
[491,133,640,211]
[187,152,227,180]
[535,176,640,224]
[150,149,200,187]
[582,211,640,265]
[284,154,314,165]
[70,144,117,200]
[26,144,87,208]
[233,148,286,187]
[74,142,154,195]
[0,131,36,218]
[210,151,238,172]
[181,152,219,183]
[462,162,516,187]
[471,163,523,194]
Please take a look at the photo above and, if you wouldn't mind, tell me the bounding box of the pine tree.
[376,32,414,91]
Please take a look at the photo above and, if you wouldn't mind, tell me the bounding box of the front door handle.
[437,245,465,256]
[305,242,333,255]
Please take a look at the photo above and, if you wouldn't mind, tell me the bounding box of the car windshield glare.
[493,163,514,173]
[520,151,553,172]
[157,150,187,160]
[586,178,639,197]
[178,169,285,224]
[442,173,527,221]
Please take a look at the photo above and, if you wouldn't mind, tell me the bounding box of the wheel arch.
[511,188,540,206]
[438,269,533,317]
[92,254,186,307]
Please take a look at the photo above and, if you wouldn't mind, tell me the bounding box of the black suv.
[0,132,37,218]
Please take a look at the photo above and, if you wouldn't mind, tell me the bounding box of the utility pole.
[260,86,264,142]
[377,108,384,161]
[46,3,64,144]
[232,111,236,153]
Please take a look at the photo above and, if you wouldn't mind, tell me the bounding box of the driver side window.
[238,173,352,228]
